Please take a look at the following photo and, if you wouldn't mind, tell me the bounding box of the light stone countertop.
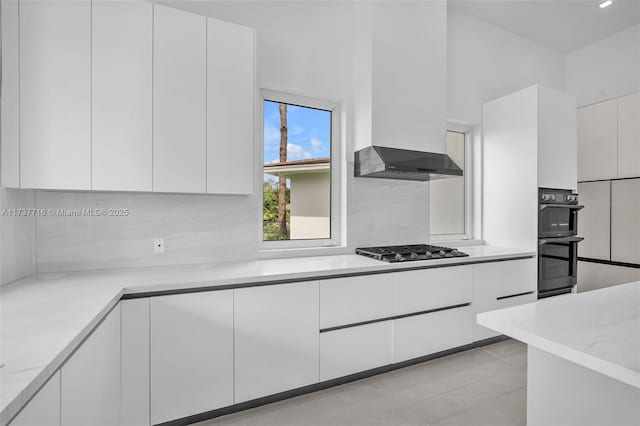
[478,281,640,389]
[1,244,535,424]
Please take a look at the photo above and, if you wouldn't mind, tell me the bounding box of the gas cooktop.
[355,244,469,263]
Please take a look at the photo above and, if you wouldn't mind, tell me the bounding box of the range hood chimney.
[354,146,462,182]
[352,2,456,182]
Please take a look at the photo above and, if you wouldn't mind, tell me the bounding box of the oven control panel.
[539,189,579,205]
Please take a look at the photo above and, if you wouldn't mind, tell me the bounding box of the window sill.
[258,244,350,260]
[428,238,485,247]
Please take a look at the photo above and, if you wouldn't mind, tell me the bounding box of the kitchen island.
[478,282,640,426]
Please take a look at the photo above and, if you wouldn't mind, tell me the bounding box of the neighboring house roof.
[264,158,330,176]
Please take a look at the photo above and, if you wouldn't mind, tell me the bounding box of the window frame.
[258,89,342,251]
[429,123,474,242]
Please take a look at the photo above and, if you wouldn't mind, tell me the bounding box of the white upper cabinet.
[617,92,640,178]
[153,5,207,193]
[577,98,618,181]
[1,0,20,188]
[20,0,91,190]
[207,18,255,194]
[9,372,60,426]
[60,304,121,426]
[92,0,152,192]
[538,86,577,191]
[1,2,256,193]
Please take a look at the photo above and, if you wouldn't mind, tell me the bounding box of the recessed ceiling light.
[599,0,613,8]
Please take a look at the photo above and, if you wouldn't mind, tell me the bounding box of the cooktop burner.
[355,244,469,263]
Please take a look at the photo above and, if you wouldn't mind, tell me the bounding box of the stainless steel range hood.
[354,146,462,181]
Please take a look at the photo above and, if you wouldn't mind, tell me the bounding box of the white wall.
[566,24,640,107]
[447,9,566,125]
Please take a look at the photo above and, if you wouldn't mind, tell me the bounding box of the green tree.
[263,178,290,240]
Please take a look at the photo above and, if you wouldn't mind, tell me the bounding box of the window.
[261,90,340,248]
[430,127,472,240]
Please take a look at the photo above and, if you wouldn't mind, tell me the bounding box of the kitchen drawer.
[320,322,392,381]
[320,274,393,329]
[475,258,537,300]
[392,265,472,315]
[393,305,473,363]
[474,291,537,341]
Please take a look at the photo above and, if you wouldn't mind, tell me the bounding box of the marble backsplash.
[35,191,259,272]
[31,165,429,273]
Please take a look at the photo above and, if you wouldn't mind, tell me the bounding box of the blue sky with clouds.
[263,100,331,164]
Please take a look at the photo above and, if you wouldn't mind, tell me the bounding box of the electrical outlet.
[154,238,165,254]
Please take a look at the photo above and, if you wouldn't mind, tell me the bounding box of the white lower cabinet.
[393,306,473,363]
[472,258,537,341]
[121,299,150,426]
[234,282,320,403]
[392,265,472,315]
[320,274,393,329]
[150,291,233,424]
[9,372,60,426]
[320,322,393,381]
[60,304,121,426]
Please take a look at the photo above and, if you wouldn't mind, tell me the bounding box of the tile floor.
[198,339,527,426]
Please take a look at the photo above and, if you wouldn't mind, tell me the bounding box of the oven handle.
[539,236,585,245]
[539,204,584,211]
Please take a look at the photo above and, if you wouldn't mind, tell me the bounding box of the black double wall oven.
[538,188,584,298]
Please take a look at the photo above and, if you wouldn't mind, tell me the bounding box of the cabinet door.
[320,322,392,381]
[121,299,150,426]
[20,0,91,190]
[577,181,611,260]
[1,0,19,188]
[578,260,640,293]
[92,0,152,191]
[235,282,319,403]
[618,92,640,178]
[9,372,60,426]
[153,5,207,193]
[611,179,640,265]
[150,291,233,424]
[393,305,473,363]
[61,304,121,426]
[472,259,537,341]
[320,274,393,329]
[207,18,255,194]
[577,99,618,181]
[393,265,472,315]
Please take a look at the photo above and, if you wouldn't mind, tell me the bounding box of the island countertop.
[478,281,640,389]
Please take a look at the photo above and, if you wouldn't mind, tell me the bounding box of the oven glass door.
[539,205,581,238]
[538,238,581,293]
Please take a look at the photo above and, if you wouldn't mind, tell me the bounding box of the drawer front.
[320,322,393,381]
[473,291,536,341]
[393,265,472,315]
[320,274,393,329]
[393,305,473,363]
[489,258,537,299]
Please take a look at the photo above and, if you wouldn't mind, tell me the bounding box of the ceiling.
[449,0,640,53]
